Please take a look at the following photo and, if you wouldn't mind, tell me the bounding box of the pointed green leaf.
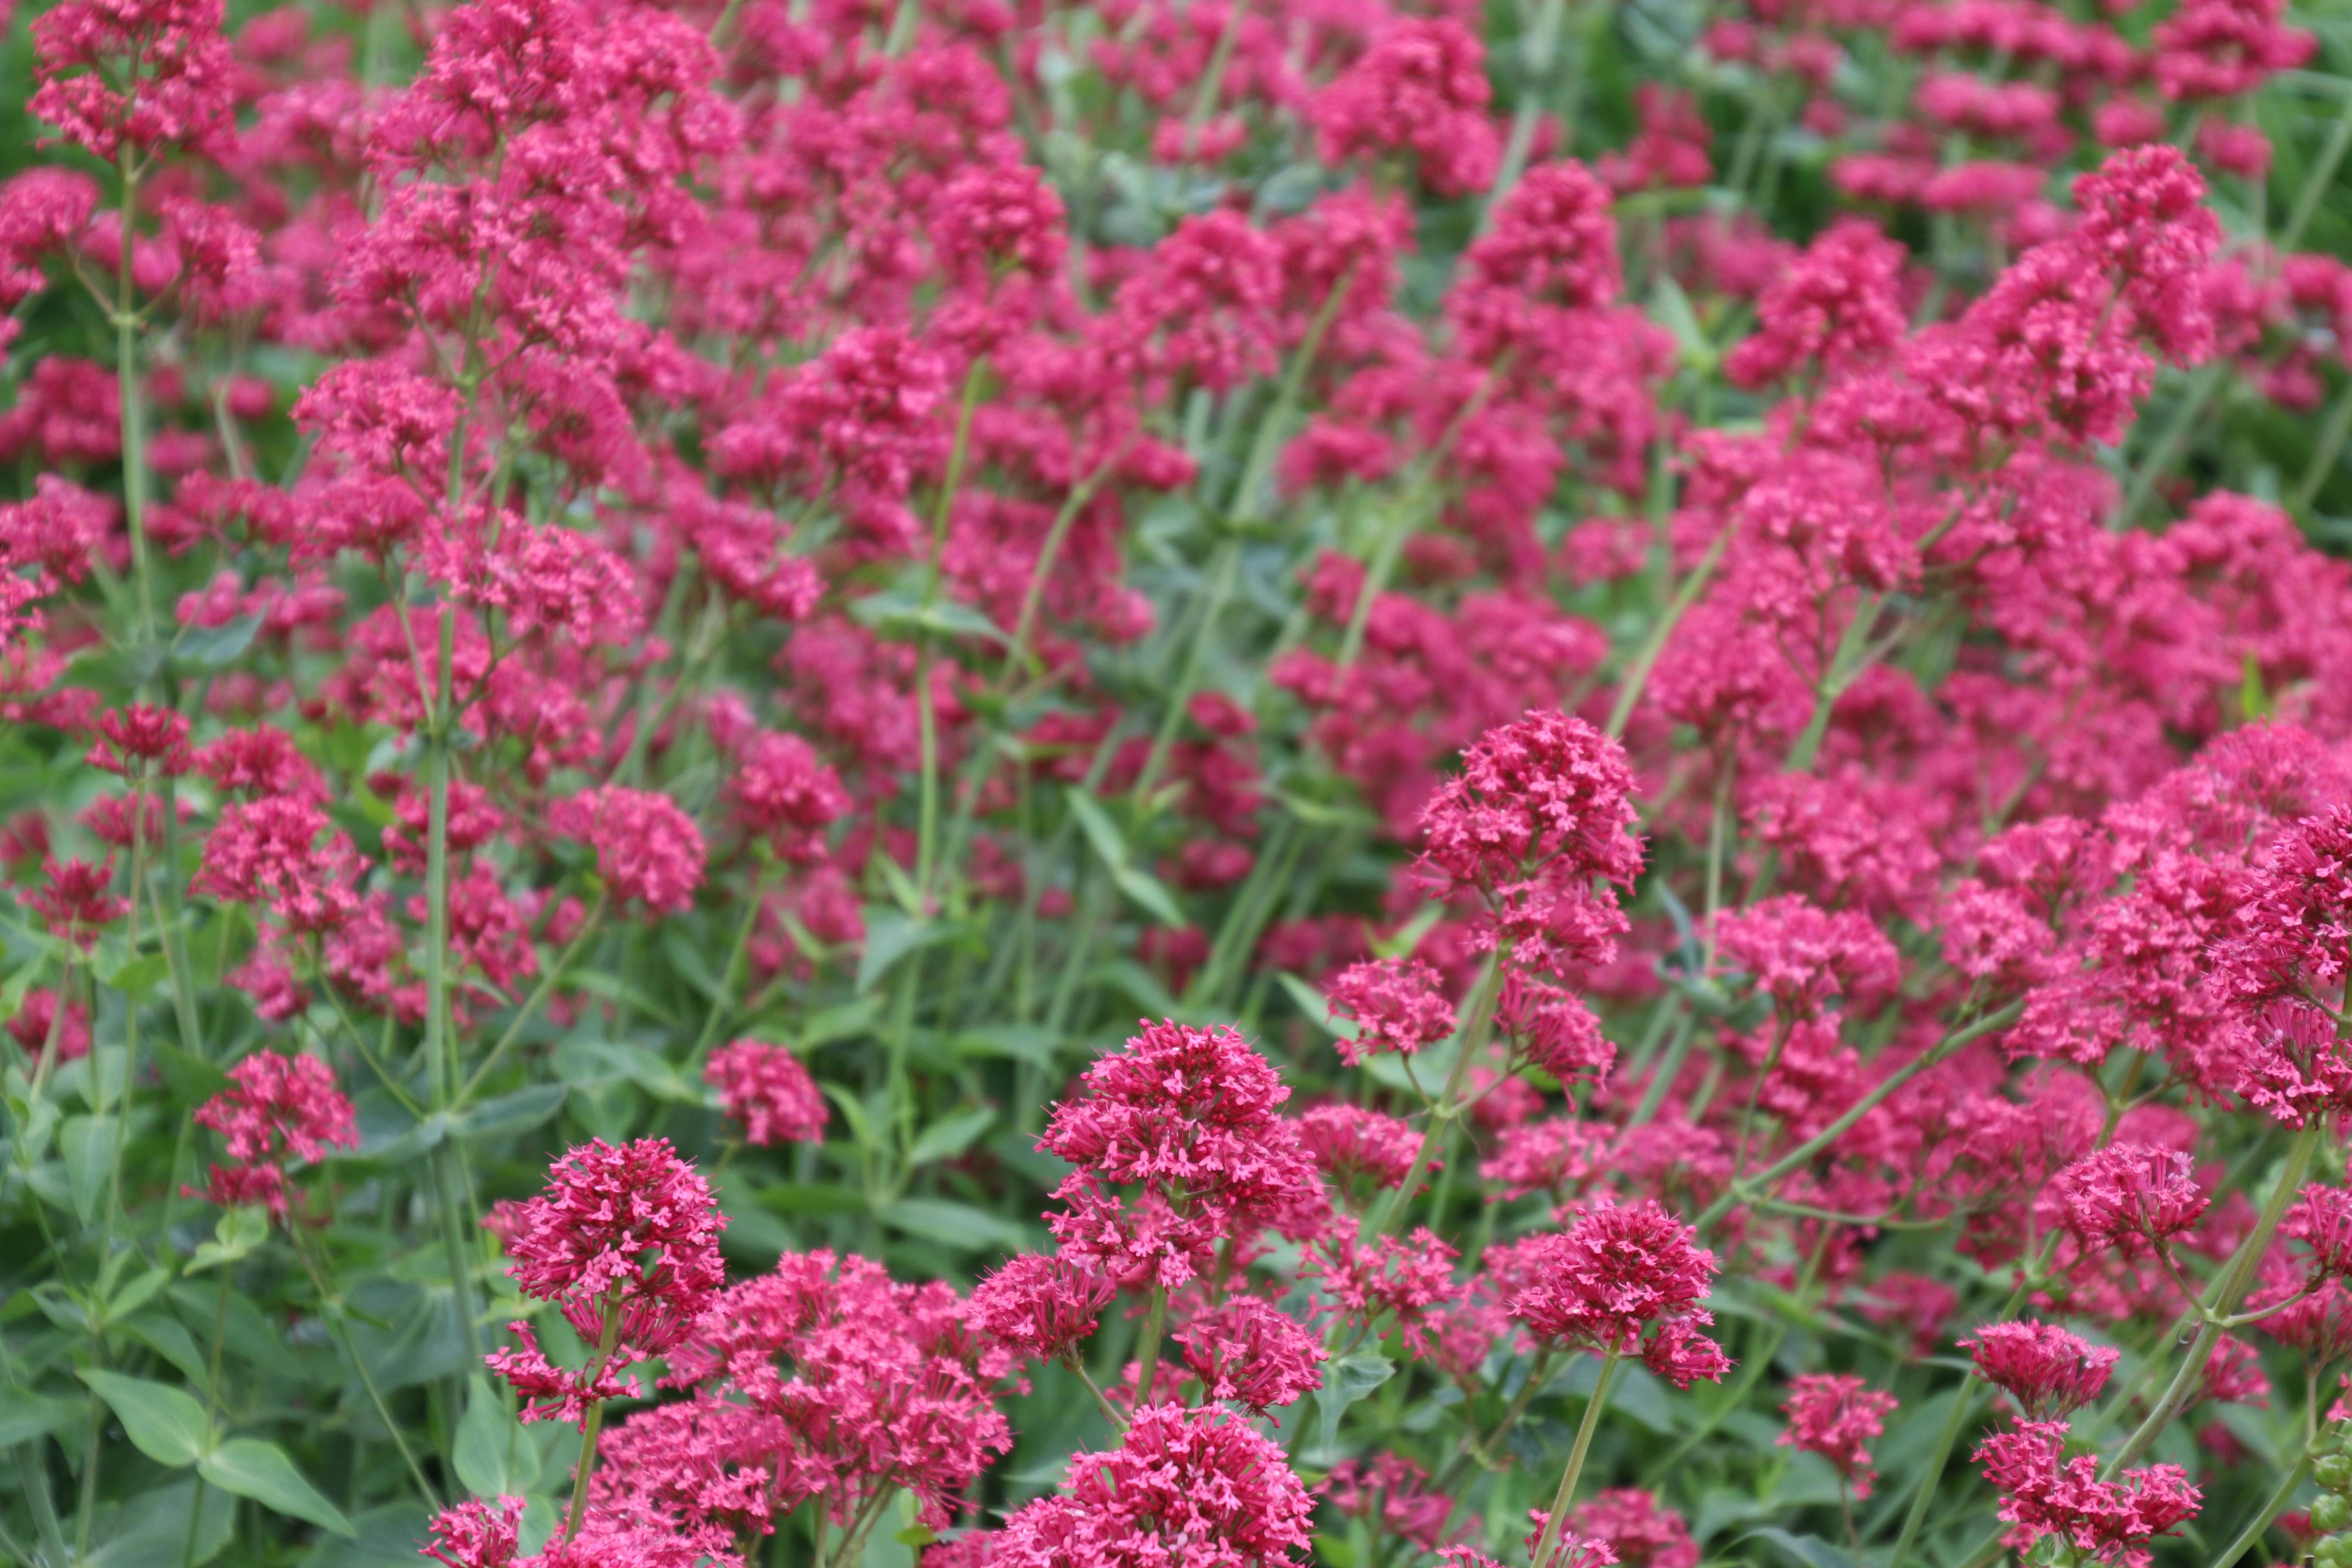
[78,1369,211,1467]
[199,1438,355,1536]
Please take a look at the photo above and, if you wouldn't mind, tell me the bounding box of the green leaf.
[199,1438,355,1536]
[78,1369,211,1467]
[174,614,263,670]
[1275,972,1348,1039]
[951,1023,1059,1070]
[877,1197,1028,1252]
[1650,273,1718,371]
[753,1180,872,1218]
[60,1115,117,1225]
[906,1108,995,1168]
[1741,1528,1856,1568]
[1314,1351,1394,1458]
[102,1267,171,1326]
[858,908,943,993]
[451,1083,567,1141]
[552,1041,695,1103]
[453,1374,538,1498]
[1369,903,1444,961]
[895,1525,939,1548]
[0,1385,82,1446]
[1064,792,1186,927]
[821,1083,883,1154]
[186,1206,270,1275]
[85,1479,235,1568]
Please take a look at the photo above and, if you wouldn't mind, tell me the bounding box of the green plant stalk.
[915,363,988,900]
[2206,1443,2310,1568]
[1605,524,1731,739]
[564,1306,628,1543]
[454,894,608,1105]
[1372,950,1506,1240]
[689,872,770,1063]
[98,780,152,1266]
[2103,1119,2322,1475]
[1882,1381,1985,1568]
[115,150,156,645]
[294,1235,440,1510]
[1696,997,2023,1234]
[1487,0,1570,220]
[2291,375,2352,514]
[2112,361,2226,532]
[1531,1348,1623,1568]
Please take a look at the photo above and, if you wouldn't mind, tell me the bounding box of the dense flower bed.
[1,0,2351,1564]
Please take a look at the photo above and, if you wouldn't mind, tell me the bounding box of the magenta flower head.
[1311,17,1501,199]
[1039,1019,1319,1288]
[23,856,128,949]
[2287,1184,2352,1283]
[704,1040,827,1147]
[1570,1490,1697,1568]
[499,1137,725,1359]
[188,1049,359,1219]
[993,1403,1313,1567]
[420,1495,523,1568]
[84,703,192,778]
[1776,1374,1897,1498]
[1173,1295,1327,1415]
[971,1252,1116,1366]
[548,785,707,917]
[1326,956,1457,1066]
[1974,1420,2201,1568]
[2234,999,2352,1126]
[1960,1321,2119,1418]
[728,731,848,865]
[2044,1143,2210,1257]
[1416,710,1645,974]
[1507,1198,1727,1384]
[29,0,235,161]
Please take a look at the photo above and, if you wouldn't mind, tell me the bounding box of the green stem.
[2291,374,2352,514]
[564,1306,626,1543]
[915,363,988,900]
[2103,1120,2322,1474]
[456,895,607,1107]
[1883,1381,1984,1568]
[1371,951,1506,1240]
[2112,362,2225,532]
[2206,1443,2310,1568]
[1531,1348,1623,1568]
[1605,524,1730,738]
[1486,0,1571,222]
[1696,997,2023,1234]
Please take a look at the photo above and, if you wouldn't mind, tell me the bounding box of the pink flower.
[1321,1455,1460,1552]
[1777,1374,1897,1498]
[992,1403,1313,1567]
[1326,956,1456,1065]
[1724,220,1907,389]
[482,1319,641,1426]
[1312,19,1501,198]
[421,1496,524,1568]
[971,1253,1115,1366]
[2286,1185,2352,1282]
[1975,1421,2201,1568]
[499,1137,726,1358]
[548,786,706,916]
[189,1050,358,1219]
[729,731,849,864]
[85,704,192,778]
[1480,1118,1605,1201]
[1173,1296,1326,1415]
[2233,1000,2352,1125]
[1507,1198,1726,1378]
[21,857,126,949]
[1299,1102,1424,1193]
[192,796,363,934]
[704,1041,827,1148]
[1569,1491,1697,1568]
[30,0,235,159]
[1962,1321,2120,1418]
[2045,1143,2211,1256]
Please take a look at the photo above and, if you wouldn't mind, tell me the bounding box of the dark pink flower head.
[22,857,127,949]
[483,1319,640,1427]
[421,1495,524,1568]
[2152,0,2313,99]
[2046,1143,2210,1256]
[1299,1102,1423,1194]
[1311,18,1500,199]
[2233,999,2352,1125]
[993,1403,1313,1567]
[30,0,235,160]
[548,785,706,917]
[1108,211,1283,396]
[1724,220,1908,390]
[1963,1321,2120,1418]
[1321,1455,1459,1553]
[1417,710,1644,973]
[729,731,848,864]
[500,1137,726,1357]
[2070,145,2223,363]
[1039,1019,1315,1224]
[1712,895,1901,1020]
[1975,1421,2201,1568]
[2223,804,2352,1002]
[1173,1295,1326,1415]
[2285,1185,2352,1283]
[1514,1519,1622,1568]
[85,703,192,778]
[1507,1198,1724,1373]
[1449,162,1621,361]
[971,1252,1115,1366]
[1776,1374,1896,1498]
[190,1050,358,1219]
[934,162,1068,286]
[192,795,363,934]
[1568,1490,1697,1568]
[704,1040,827,1147]
[1326,956,1456,1066]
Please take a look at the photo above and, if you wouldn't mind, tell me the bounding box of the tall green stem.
[1372,951,1506,1240]
[564,1305,626,1543]
[1133,1284,1170,1404]
[916,363,988,900]
[1531,1348,1622,1568]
